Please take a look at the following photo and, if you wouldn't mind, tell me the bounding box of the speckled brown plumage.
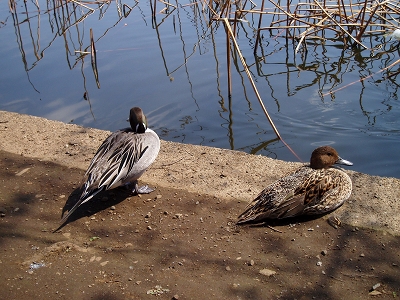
[237,146,353,224]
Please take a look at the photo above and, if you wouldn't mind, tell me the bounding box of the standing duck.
[237,146,353,224]
[60,107,160,224]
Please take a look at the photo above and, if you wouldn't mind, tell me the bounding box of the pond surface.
[1,0,399,178]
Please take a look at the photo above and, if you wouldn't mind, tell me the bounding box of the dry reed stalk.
[222,18,281,139]
[219,0,232,18]
[253,0,266,53]
[8,0,16,13]
[68,0,95,11]
[158,0,177,9]
[313,0,368,48]
[354,1,381,42]
[295,15,331,52]
[323,58,400,96]
[223,18,302,163]
[226,26,232,98]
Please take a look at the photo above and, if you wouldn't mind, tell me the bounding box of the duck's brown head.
[310,146,353,169]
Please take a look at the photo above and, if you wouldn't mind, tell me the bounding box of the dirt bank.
[0,110,399,299]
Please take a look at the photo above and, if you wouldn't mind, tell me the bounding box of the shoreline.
[1,110,399,235]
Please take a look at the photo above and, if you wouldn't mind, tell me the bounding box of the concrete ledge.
[1,110,399,235]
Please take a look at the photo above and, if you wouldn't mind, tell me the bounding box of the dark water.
[1,0,399,178]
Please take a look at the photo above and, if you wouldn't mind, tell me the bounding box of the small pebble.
[110,206,116,210]
[225,266,231,271]
[259,269,276,276]
[316,261,322,266]
[372,283,381,290]
[321,250,328,256]
[369,291,382,296]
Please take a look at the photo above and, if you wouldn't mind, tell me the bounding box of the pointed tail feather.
[59,186,104,226]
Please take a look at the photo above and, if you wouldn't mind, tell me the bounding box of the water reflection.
[2,0,400,177]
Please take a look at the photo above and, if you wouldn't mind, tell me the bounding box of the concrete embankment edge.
[1,110,399,235]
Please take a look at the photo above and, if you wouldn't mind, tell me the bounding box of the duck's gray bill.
[336,157,353,166]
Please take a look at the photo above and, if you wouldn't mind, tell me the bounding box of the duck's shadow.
[54,186,135,232]
[245,213,332,230]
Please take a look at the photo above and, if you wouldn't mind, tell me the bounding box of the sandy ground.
[0,110,399,299]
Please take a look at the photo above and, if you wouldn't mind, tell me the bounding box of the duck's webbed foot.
[135,185,155,194]
[128,181,155,194]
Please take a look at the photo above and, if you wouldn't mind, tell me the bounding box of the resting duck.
[237,146,353,224]
[60,107,160,224]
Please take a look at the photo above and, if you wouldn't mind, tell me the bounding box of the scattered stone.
[316,261,322,266]
[371,283,381,290]
[147,225,152,230]
[146,285,169,295]
[110,206,116,210]
[248,259,255,266]
[225,266,231,271]
[0,207,6,217]
[360,253,365,257]
[156,194,162,199]
[369,291,382,296]
[29,262,46,270]
[172,294,179,300]
[321,250,328,256]
[16,167,30,176]
[259,268,276,276]
[173,213,183,219]
[100,261,108,266]
[145,212,151,218]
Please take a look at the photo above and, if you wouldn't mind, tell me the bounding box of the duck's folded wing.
[237,167,313,223]
[86,131,159,191]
